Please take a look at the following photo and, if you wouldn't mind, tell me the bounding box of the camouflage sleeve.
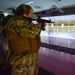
[6,18,41,38]
[18,19,41,38]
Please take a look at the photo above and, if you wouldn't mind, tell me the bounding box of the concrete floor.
[38,47,75,75]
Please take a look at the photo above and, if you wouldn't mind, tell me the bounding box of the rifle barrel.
[32,19,54,23]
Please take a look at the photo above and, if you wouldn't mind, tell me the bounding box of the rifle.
[32,16,54,30]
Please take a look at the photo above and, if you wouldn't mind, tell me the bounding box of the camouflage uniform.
[6,16,41,75]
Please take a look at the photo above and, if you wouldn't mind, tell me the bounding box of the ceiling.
[0,0,75,16]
